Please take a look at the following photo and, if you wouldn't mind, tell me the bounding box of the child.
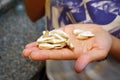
[23,0,120,80]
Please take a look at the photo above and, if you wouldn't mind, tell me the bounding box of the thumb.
[74,55,91,73]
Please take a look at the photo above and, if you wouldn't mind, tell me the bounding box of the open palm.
[22,24,112,72]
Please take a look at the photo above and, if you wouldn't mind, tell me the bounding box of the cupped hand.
[22,24,112,73]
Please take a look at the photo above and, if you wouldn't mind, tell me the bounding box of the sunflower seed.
[73,29,95,40]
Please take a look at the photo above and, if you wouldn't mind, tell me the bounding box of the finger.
[29,48,77,60]
[25,42,38,48]
[22,47,40,57]
[74,54,90,73]
[74,49,108,73]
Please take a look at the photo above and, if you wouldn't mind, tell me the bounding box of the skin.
[110,36,120,62]
[22,24,112,72]
[24,0,45,22]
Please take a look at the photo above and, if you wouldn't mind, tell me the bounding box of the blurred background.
[0,0,46,80]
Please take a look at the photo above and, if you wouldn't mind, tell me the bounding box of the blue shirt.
[46,0,120,38]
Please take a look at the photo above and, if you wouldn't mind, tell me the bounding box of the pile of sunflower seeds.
[37,29,95,50]
[37,30,74,50]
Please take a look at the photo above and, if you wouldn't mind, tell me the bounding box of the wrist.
[109,35,120,61]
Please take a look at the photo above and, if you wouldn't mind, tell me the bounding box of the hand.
[22,24,112,73]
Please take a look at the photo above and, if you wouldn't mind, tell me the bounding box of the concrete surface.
[0,1,45,80]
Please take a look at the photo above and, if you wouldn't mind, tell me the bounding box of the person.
[22,0,120,80]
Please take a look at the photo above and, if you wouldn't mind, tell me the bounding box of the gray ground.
[0,1,45,80]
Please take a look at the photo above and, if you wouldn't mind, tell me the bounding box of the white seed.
[47,39,65,44]
[53,43,66,49]
[73,29,84,35]
[38,43,55,49]
[42,30,49,37]
[80,31,95,37]
[73,29,95,40]
[37,37,54,43]
[50,30,69,39]
[66,40,74,49]
[49,33,67,41]
[77,34,89,40]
